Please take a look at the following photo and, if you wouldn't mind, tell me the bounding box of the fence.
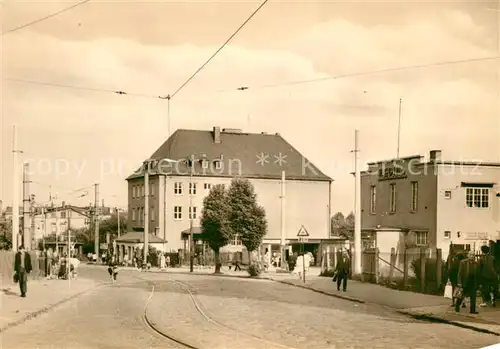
[321,246,447,295]
[0,250,47,288]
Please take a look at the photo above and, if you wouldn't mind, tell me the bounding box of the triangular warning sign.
[297,225,309,237]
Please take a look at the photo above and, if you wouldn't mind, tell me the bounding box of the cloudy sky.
[1,0,499,214]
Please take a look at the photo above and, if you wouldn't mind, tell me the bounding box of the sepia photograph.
[0,0,499,348]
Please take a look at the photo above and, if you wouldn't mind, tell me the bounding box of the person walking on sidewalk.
[447,252,466,308]
[455,250,479,314]
[334,251,350,292]
[14,245,32,298]
[478,245,498,307]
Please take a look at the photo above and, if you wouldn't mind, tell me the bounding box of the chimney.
[62,201,66,208]
[213,126,221,144]
[430,150,442,162]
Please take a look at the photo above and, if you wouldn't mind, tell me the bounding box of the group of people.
[446,245,499,314]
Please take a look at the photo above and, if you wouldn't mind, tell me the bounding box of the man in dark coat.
[447,252,466,307]
[479,245,498,307]
[455,250,479,314]
[334,251,350,292]
[14,245,33,298]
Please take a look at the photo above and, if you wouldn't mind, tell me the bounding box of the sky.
[1,0,499,214]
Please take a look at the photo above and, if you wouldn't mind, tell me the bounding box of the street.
[2,265,499,349]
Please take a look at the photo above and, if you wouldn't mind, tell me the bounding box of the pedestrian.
[333,251,350,292]
[160,253,166,270]
[447,252,466,308]
[13,245,32,298]
[108,258,118,283]
[478,245,498,307]
[166,255,171,268]
[455,250,479,314]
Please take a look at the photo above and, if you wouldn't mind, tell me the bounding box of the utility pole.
[12,125,20,251]
[116,207,120,238]
[67,204,72,288]
[42,207,46,251]
[94,184,100,262]
[55,205,60,255]
[280,170,286,269]
[144,160,150,267]
[30,194,35,250]
[397,98,402,159]
[189,155,194,273]
[22,162,31,250]
[354,130,362,276]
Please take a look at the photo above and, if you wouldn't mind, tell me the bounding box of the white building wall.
[436,164,500,258]
[162,176,331,251]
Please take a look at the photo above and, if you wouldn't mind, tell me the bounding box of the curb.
[397,311,500,336]
[142,269,270,281]
[0,281,106,333]
[267,278,365,304]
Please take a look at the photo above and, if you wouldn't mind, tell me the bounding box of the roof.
[115,231,166,243]
[126,127,332,182]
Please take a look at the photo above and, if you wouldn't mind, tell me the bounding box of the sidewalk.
[0,277,100,332]
[265,269,500,336]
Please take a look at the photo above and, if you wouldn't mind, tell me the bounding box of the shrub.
[247,263,261,277]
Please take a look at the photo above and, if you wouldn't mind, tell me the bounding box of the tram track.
[132,273,297,349]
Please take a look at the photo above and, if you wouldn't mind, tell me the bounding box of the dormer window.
[214,160,222,170]
[201,159,209,169]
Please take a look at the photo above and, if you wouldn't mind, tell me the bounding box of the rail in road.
[132,274,297,349]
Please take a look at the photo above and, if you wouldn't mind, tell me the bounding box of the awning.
[181,226,202,239]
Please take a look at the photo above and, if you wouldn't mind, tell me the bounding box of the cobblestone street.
[2,266,498,349]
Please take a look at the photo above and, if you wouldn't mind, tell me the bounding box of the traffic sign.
[298,237,308,243]
[297,225,309,237]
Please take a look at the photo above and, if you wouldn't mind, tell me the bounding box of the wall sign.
[378,167,407,181]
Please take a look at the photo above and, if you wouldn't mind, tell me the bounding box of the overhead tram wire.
[169,0,270,100]
[223,55,500,92]
[3,55,499,100]
[1,0,92,35]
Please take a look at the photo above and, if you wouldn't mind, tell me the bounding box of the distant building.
[126,126,333,260]
[33,205,113,242]
[361,150,500,266]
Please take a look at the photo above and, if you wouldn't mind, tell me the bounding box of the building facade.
[126,126,333,256]
[361,150,500,262]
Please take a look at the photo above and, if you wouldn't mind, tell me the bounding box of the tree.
[331,212,345,236]
[345,212,355,229]
[99,213,126,243]
[227,178,267,266]
[200,184,233,274]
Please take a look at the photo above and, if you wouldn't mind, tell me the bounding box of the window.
[389,183,396,213]
[189,206,197,220]
[444,231,451,239]
[204,183,212,190]
[140,207,144,223]
[202,160,209,169]
[189,183,197,195]
[214,160,222,170]
[369,186,376,214]
[415,231,428,246]
[411,181,418,212]
[466,188,489,208]
[132,208,136,221]
[174,182,183,195]
[174,206,182,220]
[132,186,136,198]
[444,191,452,199]
[150,183,155,197]
[151,207,155,221]
[60,211,66,219]
[231,234,242,246]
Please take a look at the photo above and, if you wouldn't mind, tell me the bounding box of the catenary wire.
[4,55,499,98]
[169,0,269,99]
[220,55,500,92]
[4,77,168,99]
[1,0,91,35]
